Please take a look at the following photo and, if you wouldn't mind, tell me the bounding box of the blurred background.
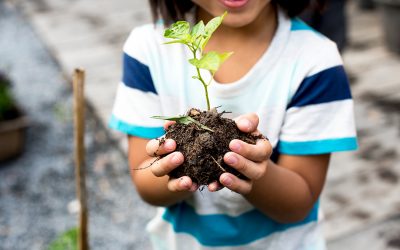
[0,0,399,249]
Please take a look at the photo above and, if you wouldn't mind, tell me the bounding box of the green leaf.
[205,11,226,35]
[151,115,214,132]
[189,52,219,72]
[164,21,191,40]
[189,51,232,73]
[47,228,78,250]
[217,51,234,65]
[191,21,206,49]
[152,115,192,125]
[191,21,205,38]
[201,11,227,50]
[163,38,190,45]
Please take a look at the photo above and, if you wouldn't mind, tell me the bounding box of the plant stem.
[191,49,211,110]
[196,67,211,110]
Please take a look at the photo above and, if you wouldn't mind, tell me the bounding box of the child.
[109,0,358,249]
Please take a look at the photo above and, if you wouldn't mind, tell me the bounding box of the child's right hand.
[146,123,198,193]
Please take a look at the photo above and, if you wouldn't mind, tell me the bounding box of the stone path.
[320,3,400,248]
[9,0,152,150]
[0,2,154,249]
[4,0,400,249]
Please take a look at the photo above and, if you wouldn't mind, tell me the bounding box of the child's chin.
[222,15,256,28]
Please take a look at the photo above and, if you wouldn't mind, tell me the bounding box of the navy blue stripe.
[122,53,157,94]
[288,66,351,108]
[270,147,280,163]
[162,201,319,246]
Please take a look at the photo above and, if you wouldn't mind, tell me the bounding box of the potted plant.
[151,13,265,185]
[0,71,28,162]
[374,0,400,54]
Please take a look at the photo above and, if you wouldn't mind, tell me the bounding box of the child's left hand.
[209,113,272,194]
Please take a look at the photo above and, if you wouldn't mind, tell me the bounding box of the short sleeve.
[278,44,358,155]
[109,26,165,139]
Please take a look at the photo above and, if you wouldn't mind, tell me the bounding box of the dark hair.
[148,0,326,25]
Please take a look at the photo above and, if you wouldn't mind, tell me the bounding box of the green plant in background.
[53,102,73,123]
[163,11,232,111]
[0,73,15,121]
[47,227,78,250]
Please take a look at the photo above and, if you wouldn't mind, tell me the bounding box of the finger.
[163,120,176,130]
[234,113,259,133]
[224,152,267,180]
[151,151,184,177]
[219,173,252,195]
[229,139,272,162]
[208,181,223,192]
[167,176,198,192]
[146,138,176,156]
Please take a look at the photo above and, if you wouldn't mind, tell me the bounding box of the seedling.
[164,11,232,111]
[149,13,264,185]
[152,12,233,129]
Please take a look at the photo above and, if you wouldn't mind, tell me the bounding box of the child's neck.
[197,5,277,84]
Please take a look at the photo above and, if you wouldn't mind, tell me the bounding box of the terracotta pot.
[0,109,28,162]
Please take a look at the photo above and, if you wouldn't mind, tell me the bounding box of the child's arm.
[128,136,198,207]
[219,113,330,223]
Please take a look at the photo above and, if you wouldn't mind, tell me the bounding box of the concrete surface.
[0,2,154,249]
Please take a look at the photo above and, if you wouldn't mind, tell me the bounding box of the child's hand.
[146,121,198,193]
[220,113,273,195]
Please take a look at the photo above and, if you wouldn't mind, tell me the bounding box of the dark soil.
[163,108,265,186]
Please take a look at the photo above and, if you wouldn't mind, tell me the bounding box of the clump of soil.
[162,108,265,186]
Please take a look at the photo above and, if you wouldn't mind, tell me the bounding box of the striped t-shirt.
[110,9,357,250]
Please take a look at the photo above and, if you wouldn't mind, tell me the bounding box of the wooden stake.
[73,68,89,250]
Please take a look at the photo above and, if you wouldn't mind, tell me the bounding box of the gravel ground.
[0,2,155,249]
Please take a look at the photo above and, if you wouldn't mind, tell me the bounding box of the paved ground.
[0,2,154,249]
[2,0,400,249]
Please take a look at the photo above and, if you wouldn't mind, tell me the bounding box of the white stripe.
[123,24,164,66]
[123,26,150,65]
[281,100,356,142]
[288,32,343,75]
[285,32,343,98]
[187,189,254,216]
[257,106,285,149]
[112,82,163,127]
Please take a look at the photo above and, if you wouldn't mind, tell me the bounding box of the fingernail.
[239,119,252,131]
[222,175,233,186]
[230,141,241,151]
[171,153,182,164]
[180,178,190,189]
[225,154,237,165]
[164,139,175,151]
